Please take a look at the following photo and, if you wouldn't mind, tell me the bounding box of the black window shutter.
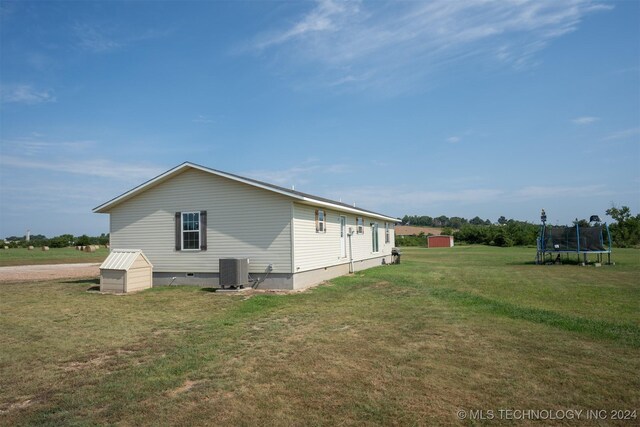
[175,212,181,251]
[200,210,207,251]
[324,211,327,233]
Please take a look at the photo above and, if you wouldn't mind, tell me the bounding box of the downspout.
[539,223,545,264]
[606,222,612,264]
[348,230,354,273]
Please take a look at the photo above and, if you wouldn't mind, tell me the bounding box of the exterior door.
[340,216,347,258]
[371,223,379,252]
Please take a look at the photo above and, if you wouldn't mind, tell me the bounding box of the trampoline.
[535,210,612,265]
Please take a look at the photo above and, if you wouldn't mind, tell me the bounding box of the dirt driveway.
[0,263,100,283]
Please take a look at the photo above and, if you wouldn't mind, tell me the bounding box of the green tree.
[606,205,640,247]
[448,217,467,229]
[573,218,590,228]
[469,216,484,225]
[49,234,74,248]
[433,215,448,227]
[493,232,513,247]
[75,235,91,246]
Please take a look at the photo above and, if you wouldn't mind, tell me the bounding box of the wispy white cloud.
[244,161,350,187]
[341,187,505,206]
[602,127,640,141]
[0,155,162,181]
[2,136,95,155]
[0,84,56,104]
[72,23,171,53]
[249,0,612,91]
[2,182,111,208]
[246,166,317,187]
[0,134,163,235]
[572,116,599,125]
[512,185,611,200]
[447,136,461,144]
[255,0,360,50]
[326,183,614,214]
[73,23,120,52]
[26,52,55,71]
[328,73,371,87]
[192,115,214,124]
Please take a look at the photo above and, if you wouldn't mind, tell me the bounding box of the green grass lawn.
[1,246,638,425]
[0,247,108,266]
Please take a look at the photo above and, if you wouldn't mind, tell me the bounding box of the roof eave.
[93,162,400,222]
[93,162,192,213]
[298,197,400,222]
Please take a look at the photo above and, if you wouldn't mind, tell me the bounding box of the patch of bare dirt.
[62,348,137,372]
[0,263,100,283]
[0,398,34,414]
[167,380,203,397]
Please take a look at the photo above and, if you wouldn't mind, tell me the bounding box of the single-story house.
[93,162,400,290]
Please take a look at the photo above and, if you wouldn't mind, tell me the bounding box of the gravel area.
[0,263,100,283]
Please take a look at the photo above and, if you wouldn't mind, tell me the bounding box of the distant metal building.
[428,235,454,248]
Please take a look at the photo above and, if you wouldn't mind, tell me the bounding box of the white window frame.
[316,210,326,233]
[371,222,379,253]
[385,222,390,244]
[356,217,364,234]
[181,211,201,251]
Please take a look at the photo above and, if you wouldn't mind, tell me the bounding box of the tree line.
[401,215,493,228]
[3,205,637,250]
[3,234,110,248]
[399,205,639,248]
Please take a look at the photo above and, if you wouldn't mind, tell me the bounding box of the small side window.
[356,217,364,234]
[315,209,326,233]
[385,222,390,244]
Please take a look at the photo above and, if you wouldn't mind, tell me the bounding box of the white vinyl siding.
[110,168,292,273]
[293,203,394,273]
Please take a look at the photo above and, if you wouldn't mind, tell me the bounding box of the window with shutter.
[181,211,201,250]
[315,209,326,233]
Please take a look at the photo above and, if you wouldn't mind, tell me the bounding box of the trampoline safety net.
[540,225,606,252]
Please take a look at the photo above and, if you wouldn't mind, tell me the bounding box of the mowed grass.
[0,246,638,426]
[0,247,108,266]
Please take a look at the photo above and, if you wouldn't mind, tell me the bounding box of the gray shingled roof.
[94,161,399,222]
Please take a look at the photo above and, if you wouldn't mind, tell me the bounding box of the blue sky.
[1,0,638,237]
